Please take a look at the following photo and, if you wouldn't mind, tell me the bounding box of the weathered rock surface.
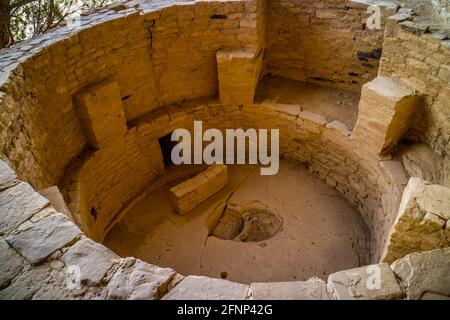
[352,76,419,154]
[7,213,82,264]
[107,257,175,300]
[0,160,17,186]
[0,265,75,300]
[391,248,450,300]
[0,238,23,289]
[382,177,450,263]
[327,263,405,300]
[0,182,49,236]
[250,278,331,300]
[61,238,119,285]
[162,276,249,300]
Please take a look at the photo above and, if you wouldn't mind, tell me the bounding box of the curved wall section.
[0,0,449,281]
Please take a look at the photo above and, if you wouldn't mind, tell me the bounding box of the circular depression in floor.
[104,159,371,284]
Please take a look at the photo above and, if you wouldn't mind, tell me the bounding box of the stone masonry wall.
[379,18,450,188]
[264,0,397,91]
[0,0,449,299]
[0,0,262,192]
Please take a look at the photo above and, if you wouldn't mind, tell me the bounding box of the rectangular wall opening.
[159,132,176,169]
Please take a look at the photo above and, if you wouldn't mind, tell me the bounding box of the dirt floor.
[104,160,371,284]
[255,76,361,130]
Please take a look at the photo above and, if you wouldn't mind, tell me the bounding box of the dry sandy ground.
[104,160,370,284]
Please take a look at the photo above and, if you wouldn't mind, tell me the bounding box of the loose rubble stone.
[327,263,405,300]
[0,182,49,236]
[250,278,331,300]
[61,238,119,285]
[7,213,82,265]
[0,238,23,289]
[107,257,175,300]
[162,276,249,300]
[391,248,450,300]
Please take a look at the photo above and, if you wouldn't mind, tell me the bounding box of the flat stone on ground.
[7,213,82,264]
[162,276,249,300]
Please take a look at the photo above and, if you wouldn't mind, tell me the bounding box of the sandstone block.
[391,247,450,300]
[0,160,17,187]
[162,275,249,300]
[169,164,228,215]
[217,49,263,106]
[107,257,175,300]
[0,238,23,289]
[0,182,49,236]
[0,263,87,300]
[352,76,419,154]
[327,263,404,300]
[381,177,450,263]
[74,79,128,149]
[7,213,82,264]
[61,238,119,285]
[250,278,331,300]
[39,186,71,219]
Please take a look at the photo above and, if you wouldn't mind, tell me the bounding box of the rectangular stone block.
[250,278,331,300]
[162,275,249,300]
[61,238,119,285]
[0,182,49,236]
[352,76,419,154]
[107,257,175,300]
[217,49,263,106]
[169,165,228,215]
[6,213,82,265]
[0,160,17,187]
[74,79,128,149]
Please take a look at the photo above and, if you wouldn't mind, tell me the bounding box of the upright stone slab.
[74,79,128,149]
[352,76,419,154]
[169,164,228,215]
[217,49,263,106]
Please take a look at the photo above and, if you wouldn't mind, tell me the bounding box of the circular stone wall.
[0,0,449,300]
